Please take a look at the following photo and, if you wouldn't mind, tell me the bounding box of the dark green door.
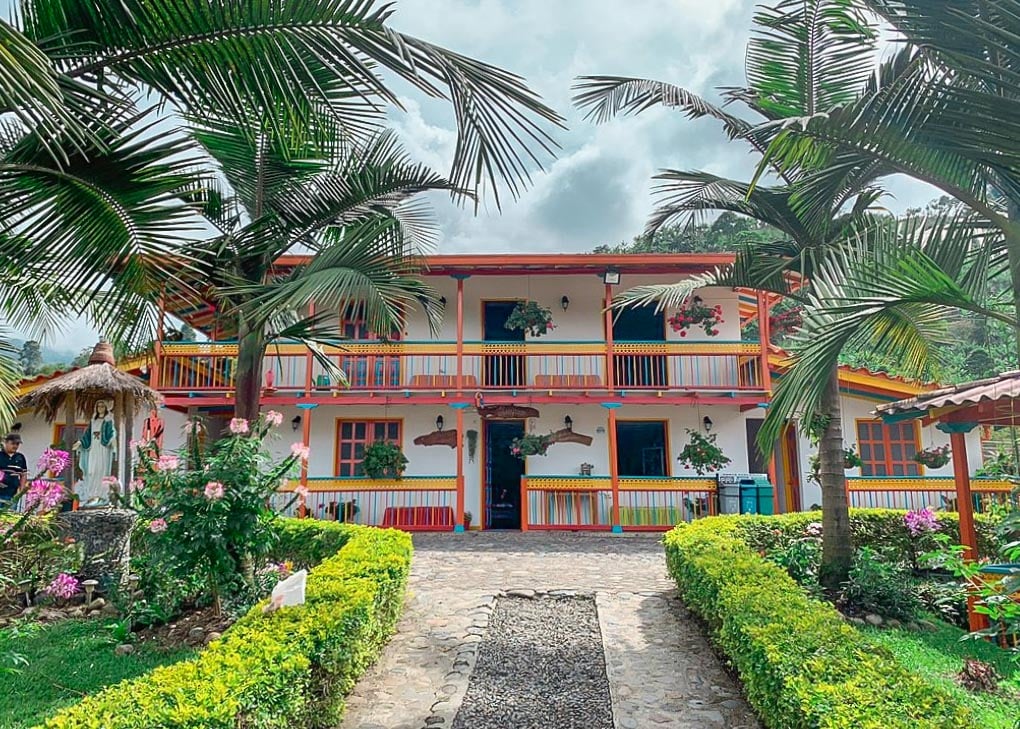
[485,420,525,529]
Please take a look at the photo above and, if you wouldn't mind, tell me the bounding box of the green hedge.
[41,521,412,729]
[665,516,973,729]
[734,508,1000,561]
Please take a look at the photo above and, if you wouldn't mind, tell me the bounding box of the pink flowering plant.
[509,433,551,459]
[505,300,555,337]
[904,507,939,537]
[913,444,951,469]
[131,412,307,615]
[676,430,731,475]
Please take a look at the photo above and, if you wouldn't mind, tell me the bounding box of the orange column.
[605,404,622,532]
[520,474,529,532]
[455,275,467,393]
[756,290,772,393]
[604,283,615,392]
[455,405,466,532]
[297,404,314,518]
[943,424,987,632]
[152,288,167,389]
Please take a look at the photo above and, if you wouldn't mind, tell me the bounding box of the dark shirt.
[0,450,27,499]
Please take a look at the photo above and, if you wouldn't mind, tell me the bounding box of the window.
[615,421,668,477]
[856,420,920,477]
[338,309,401,388]
[335,420,402,477]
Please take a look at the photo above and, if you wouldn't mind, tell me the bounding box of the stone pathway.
[339,532,758,729]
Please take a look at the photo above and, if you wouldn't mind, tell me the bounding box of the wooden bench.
[409,375,478,389]
[381,506,455,530]
[533,374,602,390]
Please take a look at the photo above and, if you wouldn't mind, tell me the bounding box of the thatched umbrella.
[19,341,162,498]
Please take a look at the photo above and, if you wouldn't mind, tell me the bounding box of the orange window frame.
[334,418,402,477]
[855,419,922,477]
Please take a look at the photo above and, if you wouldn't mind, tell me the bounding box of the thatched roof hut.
[19,341,161,422]
[18,341,162,492]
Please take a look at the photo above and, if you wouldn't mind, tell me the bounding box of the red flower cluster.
[667,296,724,337]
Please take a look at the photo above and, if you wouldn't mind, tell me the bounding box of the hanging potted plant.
[914,444,951,469]
[667,296,723,338]
[676,430,731,475]
[362,442,408,479]
[509,433,551,459]
[505,301,555,337]
[465,429,478,463]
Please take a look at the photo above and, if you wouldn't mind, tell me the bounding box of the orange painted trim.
[455,407,465,529]
[607,409,621,529]
[456,278,465,392]
[757,291,772,394]
[604,283,615,392]
[298,407,312,518]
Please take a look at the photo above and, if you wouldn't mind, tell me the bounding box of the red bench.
[381,506,455,531]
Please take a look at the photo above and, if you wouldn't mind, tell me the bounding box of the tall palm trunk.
[234,318,266,422]
[818,367,852,592]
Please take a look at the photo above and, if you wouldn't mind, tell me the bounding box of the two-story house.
[14,254,1011,530]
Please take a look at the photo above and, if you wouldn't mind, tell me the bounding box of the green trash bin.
[738,475,774,515]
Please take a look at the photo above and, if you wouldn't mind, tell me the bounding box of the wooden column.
[756,290,772,393]
[64,392,76,493]
[939,421,986,632]
[455,405,466,532]
[113,392,126,490]
[298,404,315,518]
[604,403,622,532]
[455,275,467,393]
[604,283,615,392]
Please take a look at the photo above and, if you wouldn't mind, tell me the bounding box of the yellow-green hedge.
[665,516,973,729]
[41,521,412,729]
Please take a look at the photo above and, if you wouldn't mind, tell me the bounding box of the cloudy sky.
[12,0,939,353]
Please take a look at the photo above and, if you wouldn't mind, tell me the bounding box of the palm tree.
[574,0,893,588]
[176,104,458,421]
[0,0,563,424]
[738,1,1020,463]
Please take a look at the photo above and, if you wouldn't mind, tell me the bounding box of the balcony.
[156,340,767,401]
[847,476,1018,513]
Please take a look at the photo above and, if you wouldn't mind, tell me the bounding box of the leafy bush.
[734,509,1001,568]
[911,578,969,628]
[665,517,973,728]
[41,521,412,729]
[131,412,305,614]
[361,441,408,479]
[840,547,923,621]
[765,529,823,596]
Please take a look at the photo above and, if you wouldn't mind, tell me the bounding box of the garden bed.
[862,621,1020,729]
[0,619,195,729]
[39,520,412,729]
[664,514,976,728]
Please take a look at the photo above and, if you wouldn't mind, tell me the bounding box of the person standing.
[0,433,28,504]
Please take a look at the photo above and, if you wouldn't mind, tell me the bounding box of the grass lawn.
[0,619,195,729]
[863,621,1020,729]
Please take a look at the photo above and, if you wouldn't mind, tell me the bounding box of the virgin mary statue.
[74,400,117,505]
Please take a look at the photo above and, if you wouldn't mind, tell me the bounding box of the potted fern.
[362,442,408,479]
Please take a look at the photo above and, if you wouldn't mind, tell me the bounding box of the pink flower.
[204,481,225,500]
[904,508,939,536]
[131,479,145,492]
[149,518,168,534]
[44,573,79,600]
[295,485,309,498]
[36,448,70,477]
[229,418,249,435]
[101,476,119,487]
[129,438,146,450]
[290,443,310,461]
[264,411,284,427]
[23,480,65,511]
[805,522,823,537]
[155,454,179,472]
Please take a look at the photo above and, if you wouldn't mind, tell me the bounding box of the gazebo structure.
[877,370,1020,630]
[18,341,162,501]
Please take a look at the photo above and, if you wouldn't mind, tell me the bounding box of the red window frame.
[855,419,921,477]
[335,419,402,477]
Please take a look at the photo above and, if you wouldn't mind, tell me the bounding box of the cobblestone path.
[338,532,758,729]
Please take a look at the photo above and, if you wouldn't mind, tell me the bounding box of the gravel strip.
[451,595,613,729]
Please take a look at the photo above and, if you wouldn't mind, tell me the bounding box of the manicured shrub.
[665,517,973,729]
[41,521,412,729]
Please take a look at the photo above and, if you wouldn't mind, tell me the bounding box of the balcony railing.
[274,476,458,531]
[520,475,717,530]
[157,340,765,396]
[847,476,1018,513]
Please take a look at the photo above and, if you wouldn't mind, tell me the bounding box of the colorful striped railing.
[274,476,458,531]
[847,476,1018,513]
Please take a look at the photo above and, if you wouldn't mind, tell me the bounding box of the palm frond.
[744,0,877,118]
[0,328,21,430]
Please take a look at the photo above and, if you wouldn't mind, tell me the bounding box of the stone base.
[58,509,137,585]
